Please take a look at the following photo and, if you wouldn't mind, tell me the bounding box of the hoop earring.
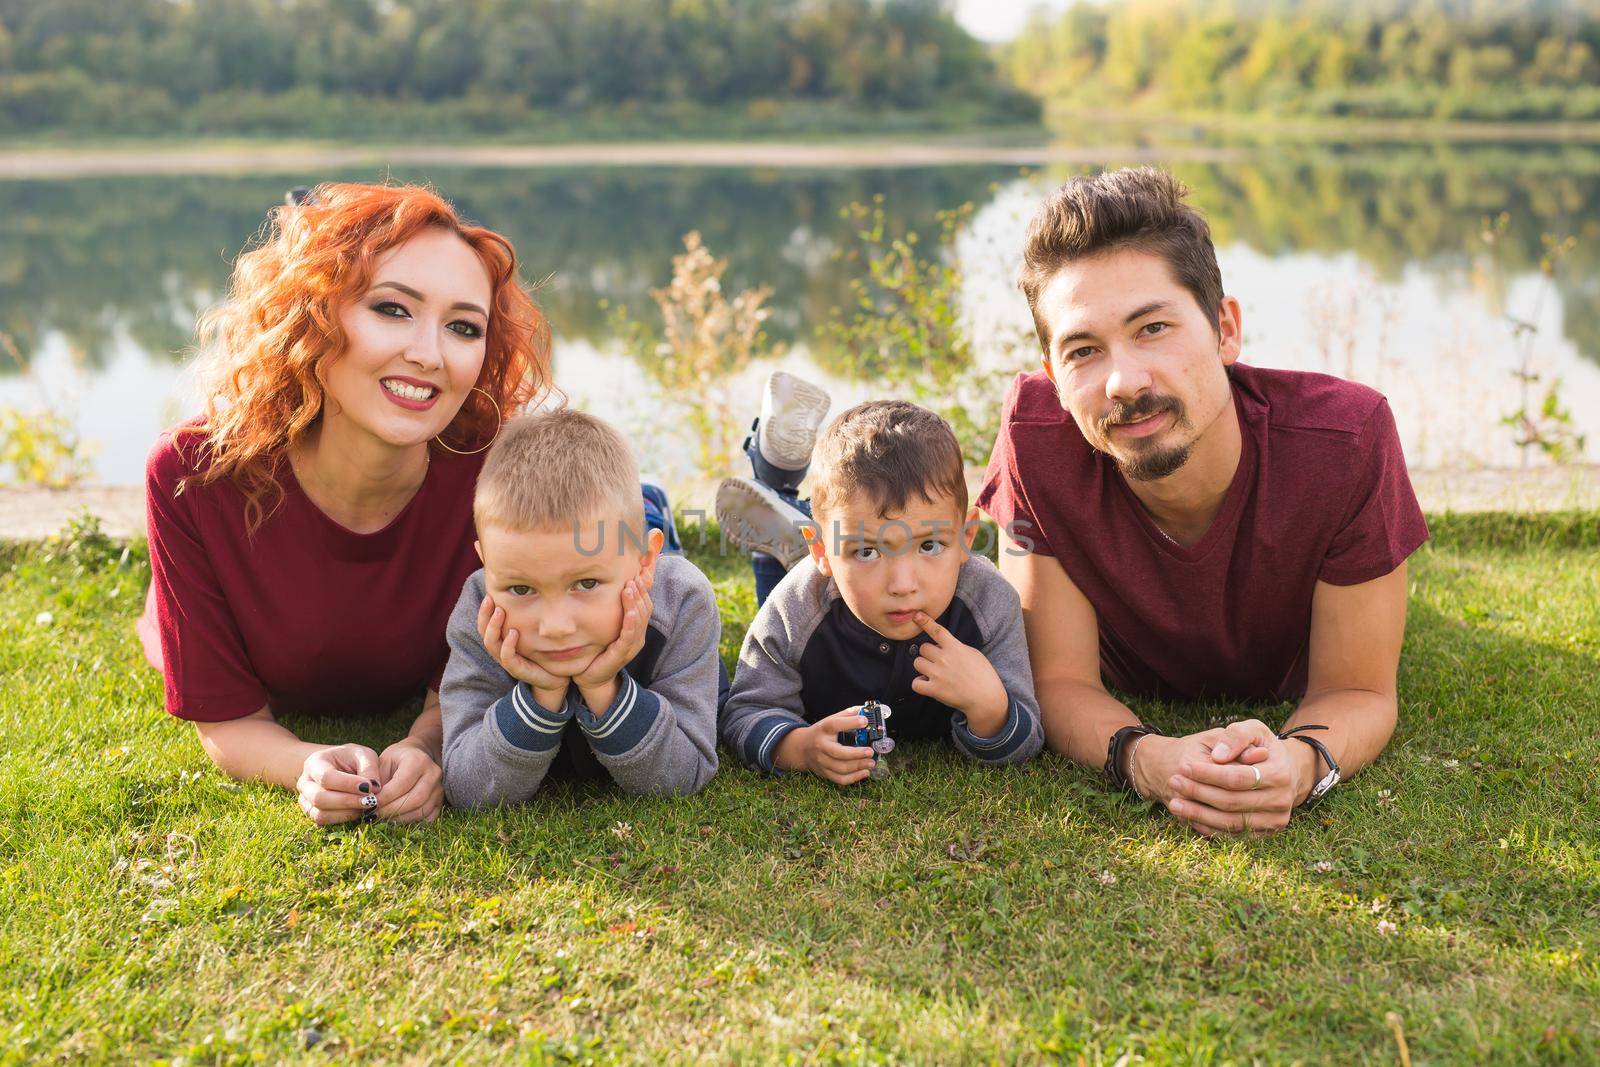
[433,386,502,456]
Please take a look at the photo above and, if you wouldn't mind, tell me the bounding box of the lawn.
[0,513,1596,1065]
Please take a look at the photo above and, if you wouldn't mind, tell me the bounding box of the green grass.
[1,514,1597,1064]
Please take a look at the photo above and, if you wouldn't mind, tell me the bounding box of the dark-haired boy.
[721,401,1042,784]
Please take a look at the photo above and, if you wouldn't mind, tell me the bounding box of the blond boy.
[441,409,721,805]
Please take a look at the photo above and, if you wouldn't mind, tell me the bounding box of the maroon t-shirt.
[976,362,1428,702]
[140,424,485,722]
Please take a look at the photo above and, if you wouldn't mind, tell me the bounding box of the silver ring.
[1250,765,1262,789]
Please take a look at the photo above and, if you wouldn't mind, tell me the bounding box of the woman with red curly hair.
[139,182,552,826]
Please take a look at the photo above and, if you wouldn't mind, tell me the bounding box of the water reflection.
[2,142,1597,484]
[0,166,1013,368]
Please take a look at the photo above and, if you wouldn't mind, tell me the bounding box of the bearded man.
[978,167,1428,836]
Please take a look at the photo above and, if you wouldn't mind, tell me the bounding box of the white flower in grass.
[1094,869,1117,887]
[1377,919,1398,935]
[1443,758,1460,768]
[1312,860,1334,874]
[610,821,633,840]
[140,898,179,923]
[34,611,53,626]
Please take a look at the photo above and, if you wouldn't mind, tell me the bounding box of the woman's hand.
[375,739,444,825]
[296,743,382,826]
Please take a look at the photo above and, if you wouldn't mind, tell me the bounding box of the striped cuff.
[492,683,574,752]
[573,672,662,758]
[742,713,805,774]
[951,697,1035,764]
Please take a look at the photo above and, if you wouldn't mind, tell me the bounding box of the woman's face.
[323,227,493,449]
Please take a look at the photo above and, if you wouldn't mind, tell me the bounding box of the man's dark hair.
[1018,167,1224,355]
[809,400,967,520]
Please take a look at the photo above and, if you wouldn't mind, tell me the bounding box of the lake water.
[3,140,1598,494]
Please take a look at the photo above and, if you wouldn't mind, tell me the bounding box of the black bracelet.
[1278,724,1340,809]
[1105,722,1163,795]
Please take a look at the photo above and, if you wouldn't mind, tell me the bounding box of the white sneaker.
[756,372,831,471]
[715,477,813,570]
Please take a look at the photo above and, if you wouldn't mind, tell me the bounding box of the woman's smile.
[380,375,442,410]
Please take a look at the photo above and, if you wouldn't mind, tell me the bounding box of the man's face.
[477,516,659,679]
[808,489,974,641]
[1034,247,1241,481]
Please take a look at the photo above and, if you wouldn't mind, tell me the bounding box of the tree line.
[1004,0,1600,123]
[0,0,1038,137]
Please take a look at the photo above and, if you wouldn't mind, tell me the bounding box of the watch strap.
[1105,722,1163,795]
[1279,725,1340,808]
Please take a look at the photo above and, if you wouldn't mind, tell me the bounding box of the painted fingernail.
[369,780,380,791]
[358,782,369,794]
[361,795,378,810]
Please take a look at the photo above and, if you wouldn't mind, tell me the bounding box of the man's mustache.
[1097,394,1183,437]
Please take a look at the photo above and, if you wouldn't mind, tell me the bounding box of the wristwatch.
[1279,724,1340,809]
[1104,722,1163,795]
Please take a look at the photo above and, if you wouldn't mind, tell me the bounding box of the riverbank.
[5,465,1597,541]
[1046,105,1600,145]
[9,118,1600,181]
[0,137,1247,180]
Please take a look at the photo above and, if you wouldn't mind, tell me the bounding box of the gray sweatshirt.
[721,553,1043,772]
[440,554,721,807]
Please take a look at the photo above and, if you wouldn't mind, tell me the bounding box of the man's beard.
[1091,393,1194,482]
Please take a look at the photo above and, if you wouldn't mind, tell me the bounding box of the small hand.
[573,573,656,711]
[296,743,381,827]
[909,611,1008,735]
[374,740,444,825]
[477,593,568,708]
[772,707,879,786]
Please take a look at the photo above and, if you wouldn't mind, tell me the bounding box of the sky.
[954,0,1078,42]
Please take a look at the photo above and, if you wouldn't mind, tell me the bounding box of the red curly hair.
[182,182,553,531]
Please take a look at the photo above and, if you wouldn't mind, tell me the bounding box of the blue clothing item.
[743,422,809,495]
[640,481,682,555]
[751,494,811,604]
[752,552,786,605]
[744,427,813,605]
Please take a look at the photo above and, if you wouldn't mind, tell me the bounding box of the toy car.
[838,699,894,777]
